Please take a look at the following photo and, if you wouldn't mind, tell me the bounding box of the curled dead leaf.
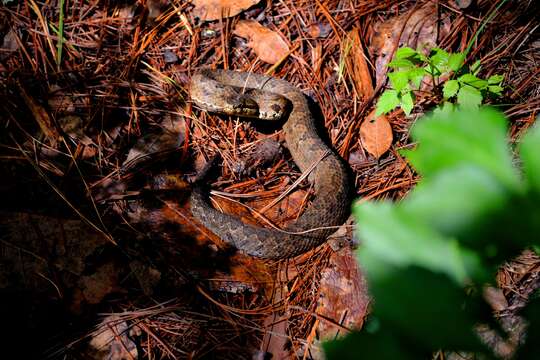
[316,248,369,339]
[346,28,374,98]
[370,2,451,86]
[234,20,290,64]
[306,22,332,38]
[192,0,261,21]
[359,109,393,159]
[87,316,138,360]
[17,81,60,146]
[1,29,19,61]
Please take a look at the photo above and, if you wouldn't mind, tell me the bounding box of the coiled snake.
[189,69,350,259]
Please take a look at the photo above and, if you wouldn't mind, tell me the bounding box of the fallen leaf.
[370,2,451,86]
[79,262,121,304]
[306,22,332,38]
[348,149,370,170]
[0,212,111,311]
[232,138,281,176]
[249,188,308,226]
[87,316,138,360]
[1,29,19,61]
[346,27,374,98]
[192,0,261,21]
[359,109,393,159]
[455,0,473,9]
[146,0,167,21]
[316,246,370,338]
[122,115,185,170]
[129,260,161,296]
[17,81,60,146]
[209,255,271,293]
[234,20,289,64]
[261,285,289,359]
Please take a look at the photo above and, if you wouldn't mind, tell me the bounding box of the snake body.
[189,69,350,259]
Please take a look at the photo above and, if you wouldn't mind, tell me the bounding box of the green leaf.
[387,58,415,69]
[376,89,400,115]
[488,74,504,84]
[354,202,481,284]
[404,165,508,246]
[520,123,540,193]
[488,85,504,96]
[324,326,423,360]
[326,266,485,358]
[395,46,418,60]
[443,80,460,99]
[359,264,485,351]
[388,71,410,93]
[457,85,483,108]
[400,91,415,115]
[458,73,488,89]
[457,73,477,83]
[429,48,450,70]
[424,64,441,76]
[470,60,482,74]
[417,52,429,62]
[515,298,540,359]
[433,102,455,117]
[408,67,426,88]
[402,107,519,189]
[329,107,540,360]
[448,53,465,72]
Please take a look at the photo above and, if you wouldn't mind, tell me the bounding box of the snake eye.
[237,96,259,116]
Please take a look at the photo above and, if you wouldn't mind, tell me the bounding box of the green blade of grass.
[56,0,65,70]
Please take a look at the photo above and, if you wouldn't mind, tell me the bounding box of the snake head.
[190,72,290,121]
[241,90,290,121]
[232,95,259,117]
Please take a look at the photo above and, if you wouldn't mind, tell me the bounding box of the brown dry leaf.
[146,0,167,21]
[348,149,370,170]
[122,115,185,170]
[78,262,121,304]
[1,29,19,61]
[192,0,260,22]
[346,28,374,98]
[232,138,281,176]
[210,255,271,293]
[359,109,393,159]
[306,22,332,38]
[234,20,289,64]
[370,2,451,86]
[17,81,61,146]
[316,246,370,339]
[87,316,138,360]
[250,188,308,226]
[261,285,289,359]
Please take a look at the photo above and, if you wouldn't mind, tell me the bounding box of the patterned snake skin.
[189,69,350,259]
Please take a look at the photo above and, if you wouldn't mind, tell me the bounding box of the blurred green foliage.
[325,107,540,359]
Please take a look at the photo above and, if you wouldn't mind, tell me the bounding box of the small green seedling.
[376,47,504,116]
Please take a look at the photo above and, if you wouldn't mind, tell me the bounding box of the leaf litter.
[0,0,538,359]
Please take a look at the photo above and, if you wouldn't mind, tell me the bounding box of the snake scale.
[189,69,351,259]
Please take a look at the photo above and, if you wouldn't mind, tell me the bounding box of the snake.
[189,69,351,259]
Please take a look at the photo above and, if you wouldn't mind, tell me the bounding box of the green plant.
[56,0,65,70]
[375,47,504,116]
[325,107,540,359]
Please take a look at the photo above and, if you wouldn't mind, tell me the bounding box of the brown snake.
[189,69,351,259]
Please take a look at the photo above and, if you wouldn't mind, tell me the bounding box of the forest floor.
[0,0,539,359]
